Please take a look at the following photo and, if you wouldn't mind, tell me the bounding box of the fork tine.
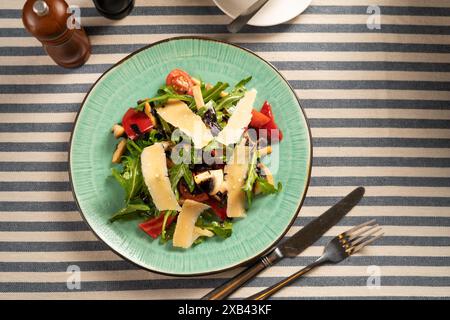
[347,223,379,241]
[348,232,384,254]
[349,227,382,247]
[340,219,377,238]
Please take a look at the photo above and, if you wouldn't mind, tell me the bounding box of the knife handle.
[201,248,283,300]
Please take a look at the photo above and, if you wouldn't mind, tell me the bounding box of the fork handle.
[246,256,328,300]
[201,248,283,300]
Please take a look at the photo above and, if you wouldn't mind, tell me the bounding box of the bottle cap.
[33,0,49,16]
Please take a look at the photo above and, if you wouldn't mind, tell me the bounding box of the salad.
[109,69,283,249]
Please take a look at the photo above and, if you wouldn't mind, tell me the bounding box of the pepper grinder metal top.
[32,0,49,16]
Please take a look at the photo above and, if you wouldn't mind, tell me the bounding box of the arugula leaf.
[256,177,282,194]
[242,150,258,207]
[161,210,177,241]
[196,212,233,239]
[111,155,144,204]
[109,200,153,222]
[215,77,251,111]
[169,163,195,197]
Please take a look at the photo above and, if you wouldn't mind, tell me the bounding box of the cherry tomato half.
[166,69,194,95]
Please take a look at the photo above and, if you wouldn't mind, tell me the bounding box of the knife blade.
[227,0,270,34]
[201,186,365,300]
[279,186,365,257]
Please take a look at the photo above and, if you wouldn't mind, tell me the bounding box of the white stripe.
[2,166,448,183]
[0,225,446,241]
[2,52,450,66]
[0,152,68,161]
[306,109,450,120]
[2,128,448,142]
[0,206,448,223]
[0,132,71,143]
[0,246,448,263]
[286,226,450,238]
[0,112,76,123]
[314,147,450,158]
[299,206,450,218]
[3,14,450,28]
[296,89,450,100]
[0,191,74,201]
[4,33,450,47]
[2,90,450,104]
[283,70,450,82]
[2,71,450,85]
[0,286,448,299]
[312,167,450,178]
[0,171,69,181]
[1,186,449,201]
[0,266,448,283]
[312,128,450,139]
[0,211,82,222]
[2,0,450,10]
[306,186,450,197]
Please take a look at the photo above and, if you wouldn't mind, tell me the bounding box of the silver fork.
[246,219,384,300]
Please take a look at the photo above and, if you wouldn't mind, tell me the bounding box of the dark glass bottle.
[93,0,135,20]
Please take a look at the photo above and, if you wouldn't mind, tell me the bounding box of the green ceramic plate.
[70,37,312,276]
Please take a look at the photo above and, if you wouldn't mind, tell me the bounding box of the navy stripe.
[3,81,450,93]
[0,143,68,152]
[1,256,448,272]
[314,138,450,148]
[304,196,450,206]
[0,104,80,113]
[2,100,449,113]
[311,177,450,187]
[309,119,450,129]
[275,61,450,72]
[0,182,71,191]
[5,24,450,38]
[314,158,450,168]
[2,157,449,173]
[0,236,448,252]
[2,176,450,192]
[0,202,77,211]
[1,139,449,152]
[0,162,68,172]
[1,197,450,212]
[6,62,450,75]
[302,99,450,110]
[0,123,73,132]
[0,221,88,232]
[2,119,449,132]
[3,43,450,57]
[1,216,447,232]
[0,276,448,292]
[2,6,450,19]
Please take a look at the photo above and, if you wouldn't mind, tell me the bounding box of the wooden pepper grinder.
[22,0,91,68]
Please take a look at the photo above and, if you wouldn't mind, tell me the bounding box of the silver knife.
[201,186,365,300]
[227,0,270,34]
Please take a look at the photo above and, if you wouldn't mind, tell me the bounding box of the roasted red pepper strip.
[249,109,271,128]
[122,108,153,140]
[205,198,227,221]
[139,214,176,239]
[259,101,283,141]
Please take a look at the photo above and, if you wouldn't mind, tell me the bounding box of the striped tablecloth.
[1,0,449,300]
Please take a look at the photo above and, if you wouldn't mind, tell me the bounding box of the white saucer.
[212,0,312,27]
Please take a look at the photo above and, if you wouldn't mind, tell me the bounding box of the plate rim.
[68,36,313,277]
[211,0,313,27]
